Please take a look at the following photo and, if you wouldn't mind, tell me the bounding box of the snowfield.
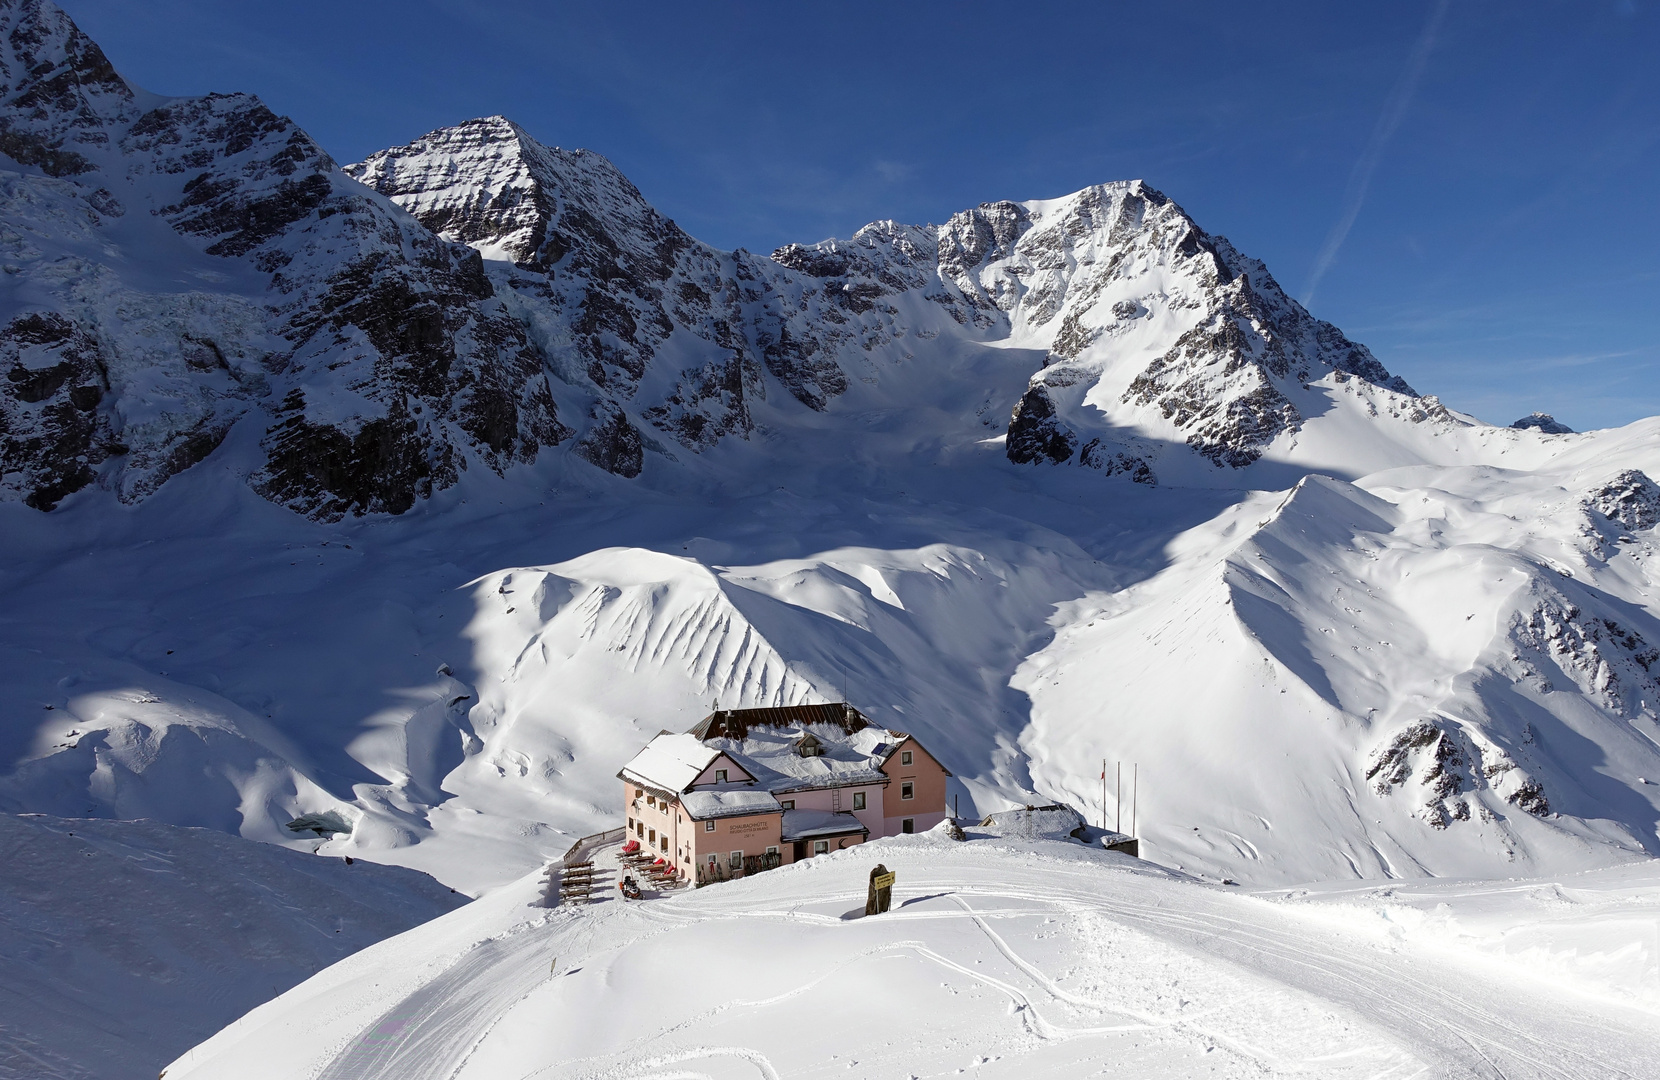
[0,812,464,1080]
[166,827,1660,1080]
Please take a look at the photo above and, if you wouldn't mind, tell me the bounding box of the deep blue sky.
[62,1,1660,431]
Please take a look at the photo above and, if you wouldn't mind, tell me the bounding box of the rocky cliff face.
[0,0,568,518]
[1,0,1428,518]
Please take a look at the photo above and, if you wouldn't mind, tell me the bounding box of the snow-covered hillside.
[0,812,463,1080]
[165,828,1660,1080]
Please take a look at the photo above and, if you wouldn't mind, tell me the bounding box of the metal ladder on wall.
[831,788,842,812]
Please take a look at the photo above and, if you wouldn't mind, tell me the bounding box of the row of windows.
[629,819,670,851]
[707,846,781,869]
[640,779,914,844]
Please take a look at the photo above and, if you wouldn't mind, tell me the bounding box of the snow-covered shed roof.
[618,732,719,793]
[780,809,869,842]
[680,788,782,821]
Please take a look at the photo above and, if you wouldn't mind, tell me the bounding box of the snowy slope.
[0,811,464,1080]
[164,829,1660,1080]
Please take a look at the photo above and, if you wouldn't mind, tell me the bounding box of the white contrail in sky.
[1302,0,1452,308]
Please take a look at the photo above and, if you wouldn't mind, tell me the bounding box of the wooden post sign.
[865,863,895,915]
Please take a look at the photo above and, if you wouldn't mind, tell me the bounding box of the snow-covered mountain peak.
[344,116,674,275]
[0,0,139,164]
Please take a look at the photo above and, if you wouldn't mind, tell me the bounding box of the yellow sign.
[872,872,896,890]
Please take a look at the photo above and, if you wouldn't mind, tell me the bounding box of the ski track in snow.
[191,835,1660,1080]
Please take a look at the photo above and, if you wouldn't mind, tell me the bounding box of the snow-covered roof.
[701,716,900,794]
[780,809,868,841]
[680,788,782,820]
[618,733,719,793]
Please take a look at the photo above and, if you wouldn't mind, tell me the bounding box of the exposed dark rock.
[0,313,116,510]
[574,400,643,478]
[0,126,89,174]
[1006,386,1075,465]
[1511,412,1573,434]
[1367,718,1548,828]
[255,390,455,520]
[1079,439,1155,485]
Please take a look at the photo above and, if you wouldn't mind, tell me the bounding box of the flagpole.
[1116,762,1121,833]
[1132,763,1138,839]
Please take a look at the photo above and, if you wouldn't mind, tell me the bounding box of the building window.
[765,846,778,856]
[715,768,728,783]
[648,828,656,842]
[812,840,829,856]
[780,799,795,810]
[704,820,715,832]
[647,794,656,807]
[730,850,742,870]
[901,781,914,800]
[627,817,633,831]
[852,791,866,810]
[636,822,644,837]
[902,818,914,834]
[901,750,913,766]
[660,835,669,852]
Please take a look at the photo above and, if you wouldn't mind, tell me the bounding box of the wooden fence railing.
[559,826,626,867]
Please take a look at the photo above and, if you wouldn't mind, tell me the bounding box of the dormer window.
[797,733,823,758]
[715,768,728,783]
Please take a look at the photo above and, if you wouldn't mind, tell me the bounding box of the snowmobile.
[619,875,642,900]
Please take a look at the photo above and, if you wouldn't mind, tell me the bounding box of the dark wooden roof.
[688,703,870,741]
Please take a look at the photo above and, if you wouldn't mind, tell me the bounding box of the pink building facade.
[617,703,951,882]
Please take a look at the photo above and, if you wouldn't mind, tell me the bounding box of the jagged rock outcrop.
[1366,718,1549,829]
[346,117,883,460]
[1005,385,1075,464]
[1588,470,1660,532]
[1512,412,1573,434]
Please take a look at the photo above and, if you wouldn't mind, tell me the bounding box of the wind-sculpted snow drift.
[1,0,1659,912]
